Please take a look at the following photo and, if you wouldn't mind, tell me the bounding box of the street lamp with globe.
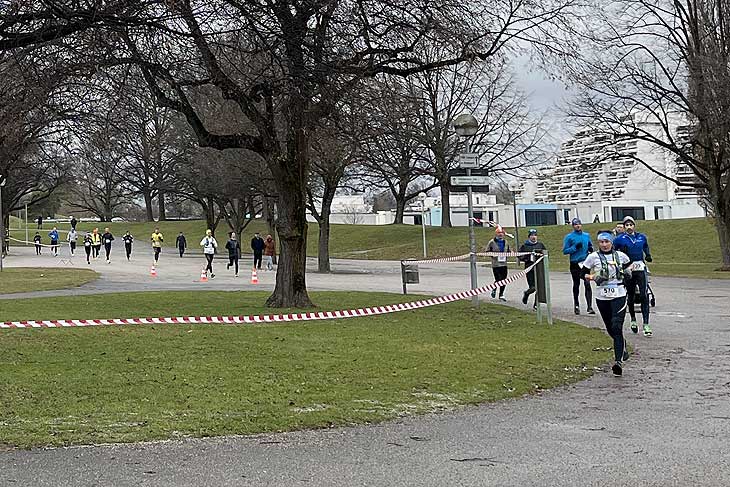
[453,113,480,306]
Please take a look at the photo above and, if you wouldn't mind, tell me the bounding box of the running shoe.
[574,306,580,315]
[522,290,529,305]
[643,324,652,337]
[499,296,507,302]
[587,307,596,315]
[612,361,623,376]
[630,321,638,334]
[491,289,496,299]
[622,347,630,362]
[210,273,216,279]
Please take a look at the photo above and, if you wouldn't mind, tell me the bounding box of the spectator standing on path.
[582,231,633,376]
[563,218,595,315]
[122,231,134,260]
[91,228,102,260]
[36,215,43,229]
[264,234,276,271]
[83,231,93,264]
[518,228,547,310]
[613,216,653,337]
[70,216,77,230]
[67,228,78,256]
[48,227,59,256]
[200,229,218,278]
[486,226,511,301]
[251,232,265,270]
[151,228,164,264]
[225,232,241,277]
[176,232,187,257]
[33,232,42,255]
[102,227,115,263]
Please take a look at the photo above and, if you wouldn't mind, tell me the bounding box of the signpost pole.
[466,144,478,307]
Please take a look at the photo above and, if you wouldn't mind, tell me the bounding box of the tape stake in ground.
[0,258,544,330]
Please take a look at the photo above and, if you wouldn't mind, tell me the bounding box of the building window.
[525,210,558,227]
[654,206,664,220]
[473,211,484,227]
[611,207,645,222]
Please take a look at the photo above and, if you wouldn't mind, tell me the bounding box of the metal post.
[512,191,520,246]
[421,201,427,258]
[0,184,4,271]
[25,203,28,246]
[543,251,553,325]
[466,141,478,307]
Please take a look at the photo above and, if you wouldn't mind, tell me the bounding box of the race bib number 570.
[599,285,619,298]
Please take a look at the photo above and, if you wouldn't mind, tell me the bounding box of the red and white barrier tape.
[9,236,66,248]
[0,257,543,330]
[405,251,536,264]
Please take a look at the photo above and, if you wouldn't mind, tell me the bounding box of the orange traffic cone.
[250,267,259,284]
[200,268,208,283]
[150,265,157,277]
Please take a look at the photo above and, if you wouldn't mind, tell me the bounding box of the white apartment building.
[517,115,706,224]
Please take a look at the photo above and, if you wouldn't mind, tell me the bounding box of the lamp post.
[453,113,480,307]
[419,192,427,258]
[508,181,520,245]
[0,175,6,271]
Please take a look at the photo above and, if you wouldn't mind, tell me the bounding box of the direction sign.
[450,175,490,186]
[458,153,479,168]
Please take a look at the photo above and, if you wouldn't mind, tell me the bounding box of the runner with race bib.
[582,231,632,376]
[613,216,653,336]
[486,225,511,301]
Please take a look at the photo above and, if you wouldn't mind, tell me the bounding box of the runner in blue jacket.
[563,218,595,315]
[613,216,653,336]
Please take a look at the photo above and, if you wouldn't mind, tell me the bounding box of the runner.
[200,229,218,278]
[562,218,595,315]
[175,232,187,258]
[83,231,93,264]
[582,231,632,376]
[122,231,134,260]
[101,227,115,263]
[67,228,78,256]
[613,222,625,237]
[48,226,59,256]
[613,216,653,336]
[151,227,164,264]
[251,232,265,270]
[70,215,77,231]
[33,232,42,255]
[518,228,547,310]
[486,225,511,301]
[91,228,102,260]
[225,231,241,277]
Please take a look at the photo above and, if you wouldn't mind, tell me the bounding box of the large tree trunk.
[316,184,336,273]
[394,197,406,224]
[158,191,166,221]
[143,190,154,222]
[267,175,312,307]
[713,195,730,271]
[440,182,452,227]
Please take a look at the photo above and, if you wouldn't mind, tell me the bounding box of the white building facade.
[517,116,706,224]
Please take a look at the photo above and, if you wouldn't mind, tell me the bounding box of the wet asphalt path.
[1,247,729,485]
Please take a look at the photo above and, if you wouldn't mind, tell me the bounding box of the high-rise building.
[517,115,706,223]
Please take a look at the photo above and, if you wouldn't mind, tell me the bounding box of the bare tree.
[566,0,730,270]
[2,0,585,306]
[409,57,548,226]
[357,80,436,224]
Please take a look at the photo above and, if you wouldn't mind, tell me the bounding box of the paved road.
[2,246,730,486]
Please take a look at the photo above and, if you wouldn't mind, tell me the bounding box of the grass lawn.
[11,217,728,278]
[0,291,610,449]
[0,268,99,294]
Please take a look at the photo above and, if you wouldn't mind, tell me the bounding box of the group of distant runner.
[29,222,277,277]
[486,215,653,376]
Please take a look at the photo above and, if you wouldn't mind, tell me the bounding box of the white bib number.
[497,255,507,263]
[599,284,620,298]
[631,262,646,271]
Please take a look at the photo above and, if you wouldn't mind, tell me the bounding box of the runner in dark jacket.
[101,228,115,263]
[225,232,241,276]
[518,229,547,309]
[176,232,187,258]
[122,231,134,260]
[613,216,653,336]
